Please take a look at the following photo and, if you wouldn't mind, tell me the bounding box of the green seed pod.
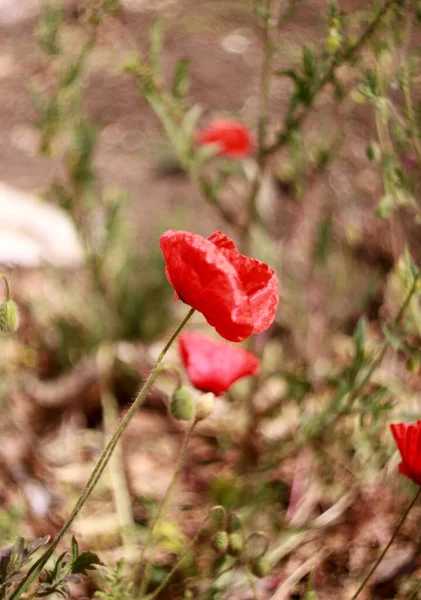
[0,300,19,333]
[406,355,420,374]
[228,532,243,556]
[251,556,270,578]
[366,141,381,162]
[212,531,229,555]
[195,392,215,421]
[169,386,195,421]
[184,591,193,600]
[325,26,341,54]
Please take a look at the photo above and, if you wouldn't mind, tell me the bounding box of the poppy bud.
[227,533,243,556]
[0,300,19,333]
[195,392,215,421]
[184,591,193,600]
[325,26,341,54]
[251,556,270,578]
[366,141,381,162]
[212,531,229,554]
[406,355,420,374]
[169,387,195,421]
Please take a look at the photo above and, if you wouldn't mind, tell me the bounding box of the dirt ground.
[3,2,421,599]
[0,0,378,238]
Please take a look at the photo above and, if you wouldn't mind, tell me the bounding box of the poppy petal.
[390,421,421,486]
[196,119,252,158]
[179,332,260,395]
[160,230,253,342]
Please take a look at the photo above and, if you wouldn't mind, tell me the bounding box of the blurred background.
[2,1,421,598]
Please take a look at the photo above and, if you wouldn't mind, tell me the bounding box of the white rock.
[0,0,39,24]
[0,182,83,267]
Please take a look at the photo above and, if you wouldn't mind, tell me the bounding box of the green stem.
[349,487,421,600]
[239,518,259,600]
[317,271,419,434]
[264,0,400,157]
[241,0,273,255]
[145,506,226,600]
[9,308,195,600]
[401,33,421,167]
[0,274,11,301]
[98,343,136,555]
[137,418,197,598]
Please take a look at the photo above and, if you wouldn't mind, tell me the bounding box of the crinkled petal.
[208,231,279,335]
[391,421,421,486]
[390,423,410,458]
[179,332,260,395]
[196,119,252,158]
[160,230,253,342]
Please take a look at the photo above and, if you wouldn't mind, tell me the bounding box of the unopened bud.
[0,300,19,333]
[195,392,215,421]
[366,141,381,162]
[169,386,195,421]
[325,26,341,54]
[212,531,229,554]
[228,533,243,556]
[406,355,420,374]
[251,556,270,578]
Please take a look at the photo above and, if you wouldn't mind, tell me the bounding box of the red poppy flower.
[196,119,252,158]
[160,230,279,342]
[179,332,260,395]
[390,421,421,485]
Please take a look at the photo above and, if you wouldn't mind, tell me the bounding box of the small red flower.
[179,332,260,395]
[196,119,252,158]
[390,421,421,485]
[160,230,279,342]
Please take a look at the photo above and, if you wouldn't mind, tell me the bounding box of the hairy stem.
[264,0,400,156]
[145,506,226,600]
[350,487,421,600]
[9,308,195,600]
[0,274,12,301]
[98,343,136,555]
[137,418,197,598]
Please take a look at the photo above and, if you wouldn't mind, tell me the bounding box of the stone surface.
[0,0,39,24]
[0,182,83,267]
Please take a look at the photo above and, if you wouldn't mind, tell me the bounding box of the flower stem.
[98,343,136,556]
[263,0,401,157]
[9,307,195,600]
[137,418,197,598]
[0,274,12,301]
[349,487,421,600]
[144,506,226,600]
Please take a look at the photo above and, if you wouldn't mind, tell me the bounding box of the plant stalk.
[349,487,421,600]
[9,308,195,600]
[137,418,197,598]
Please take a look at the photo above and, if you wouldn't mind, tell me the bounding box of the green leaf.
[149,19,163,74]
[71,536,79,563]
[314,216,332,266]
[36,2,63,55]
[71,550,102,574]
[10,538,25,572]
[172,58,190,100]
[181,104,203,140]
[27,536,51,557]
[353,317,367,370]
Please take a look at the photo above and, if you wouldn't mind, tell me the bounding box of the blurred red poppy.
[390,421,421,485]
[196,119,252,158]
[179,332,260,395]
[160,230,279,342]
